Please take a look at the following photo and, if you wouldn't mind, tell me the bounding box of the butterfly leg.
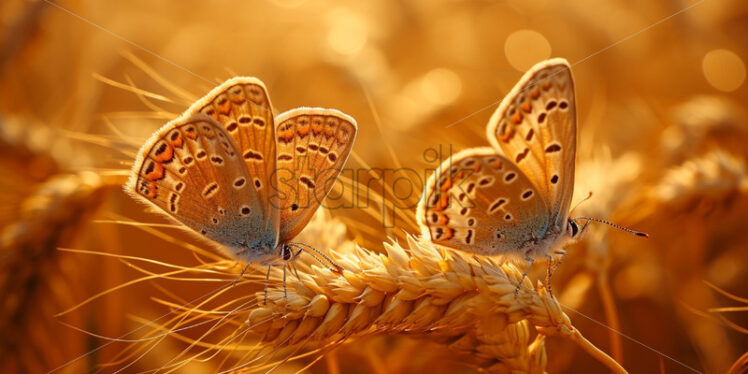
[263,265,272,305]
[552,249,567,274]
[544,250,567,298]
[290,246,304,281]
[545,255,554,297]
[515,255,535,297]
[231,261,252,287]
[290,262,302,282]
[282,264,288,303]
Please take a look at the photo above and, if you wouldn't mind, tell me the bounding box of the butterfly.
[417,58,646,293]
[125,77,357,295]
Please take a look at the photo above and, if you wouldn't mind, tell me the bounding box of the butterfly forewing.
[274,108,357,241]
[125,114,278,256]
[190,78,280,236]
[486,58,576,231]
[417,147,548,255]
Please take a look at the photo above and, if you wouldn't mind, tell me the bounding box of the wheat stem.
[567,328,627,374]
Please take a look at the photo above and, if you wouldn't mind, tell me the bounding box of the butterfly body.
[126,77,356,267]
[418,58,580,261]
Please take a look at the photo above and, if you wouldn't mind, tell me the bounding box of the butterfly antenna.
[286,243,326,266]
[570,191,593,214]
[288,242,344,274]
[572,216,649,238]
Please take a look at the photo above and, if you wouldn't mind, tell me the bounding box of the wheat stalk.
[107,211,625,373]
[0,169,105,372]
[239,215,625,373]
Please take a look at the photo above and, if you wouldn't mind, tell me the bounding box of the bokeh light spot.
[327,9,368,56]
[420,68,462,106]
[504,29,551,72]
[702,49,746,92]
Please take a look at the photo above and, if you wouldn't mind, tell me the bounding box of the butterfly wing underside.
[125,114,278,255]
[486,58,576,232]
[190,78,280,238]
[274,108,357,242]
[417,147,548,255]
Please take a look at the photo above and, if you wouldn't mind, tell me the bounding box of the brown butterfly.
[418,59,646,293]
[126,77,356,297]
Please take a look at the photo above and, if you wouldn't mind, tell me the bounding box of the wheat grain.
[237,214,625,373]
[111,211,624,373]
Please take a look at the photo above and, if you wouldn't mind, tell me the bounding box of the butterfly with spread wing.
[126,77,357,298]
[417,58,646,294]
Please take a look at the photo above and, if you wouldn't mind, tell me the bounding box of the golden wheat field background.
[1,0,747,373]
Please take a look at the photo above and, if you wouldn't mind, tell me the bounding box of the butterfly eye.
[282,246,293,261]
[568,220,579,237]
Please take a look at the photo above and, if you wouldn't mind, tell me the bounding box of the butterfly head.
[280,244,296,261]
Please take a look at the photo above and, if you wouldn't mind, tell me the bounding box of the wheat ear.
[247,235,626,373]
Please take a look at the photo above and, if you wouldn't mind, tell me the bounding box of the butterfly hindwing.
[190,77,280,237]
[417,147,548,255]
[486,58,576,232]
[274,108,357,242]
[126,78,358,260]
[125,114,278,257]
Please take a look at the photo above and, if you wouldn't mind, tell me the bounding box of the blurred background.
[0,0,746,373]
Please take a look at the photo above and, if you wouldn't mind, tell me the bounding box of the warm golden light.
[269,0,308,9]
[504,29,552,72]
[1,1,746,373]
[702,48,746,92]
[420,68,462,106]
[327,8,368,56]
[388,68,463,130]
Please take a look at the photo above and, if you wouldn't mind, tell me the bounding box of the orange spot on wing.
[218,101,231,115]
[542,81,552,90]
[438,213,450,225]
[297,123,310,137]
[153,145,174,163]
[311,119,324,134]
[501,128,515,143]
[144,162,165,181]
[435,194,450,211]
[170,133,183,148]
[521,100,532,113]
[530,88,540,99]
[278,129,294,143]
[184,128,197,140]
[490,160,503,169]
[442,228,455,240]
[439,178,452,191]
[511,111,523,124]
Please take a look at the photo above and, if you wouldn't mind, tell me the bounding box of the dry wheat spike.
[241,217,625,373]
